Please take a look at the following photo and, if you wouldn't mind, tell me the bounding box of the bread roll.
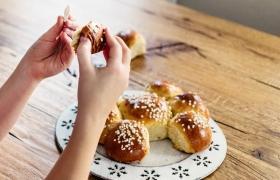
[145,80,184,100]
[71,21,106,54]
[99,105,123,144]
[118,92,172,141]
[104,120,150,163]
[168,111,212,153]
[169,92,210,120]
[116,29,146,59]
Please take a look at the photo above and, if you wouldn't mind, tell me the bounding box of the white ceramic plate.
[55,90,227,180]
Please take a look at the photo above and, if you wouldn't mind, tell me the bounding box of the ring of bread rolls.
[168,110,212,153]
[145,80,184,100]
[104,120,150,163]
[71,21,106,54]
[99,105,123,144]
[168,92,210,120]
[118,92,172,141]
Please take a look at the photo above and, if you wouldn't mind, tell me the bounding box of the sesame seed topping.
[126,93,170,123]
[114,120,145,152]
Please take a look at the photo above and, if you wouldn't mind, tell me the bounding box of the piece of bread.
[118,92,172,141]
[99,105,123,144]
[168,92,210,120]
[168,111,212,153]
[145,80,184,100]
[116,29,146,59]
[71,21,106,54]
[104,120,150,163]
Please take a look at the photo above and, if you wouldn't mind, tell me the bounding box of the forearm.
[0,60,40,141]
[46,112,106,180]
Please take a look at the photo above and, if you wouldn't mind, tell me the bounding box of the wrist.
[16,57,43,85]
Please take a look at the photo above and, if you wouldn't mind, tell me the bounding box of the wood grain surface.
[0,0,280,179]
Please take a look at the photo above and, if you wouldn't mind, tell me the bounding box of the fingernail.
[68,20,73,25]
[80,36,87,42]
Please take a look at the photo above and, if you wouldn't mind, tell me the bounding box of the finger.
[42,16,64,40]
[68,14,76,21]
[65,18,80,31]
[103,28,122,66]
[115,36,131,65]
[60,32,75,56]
[63,27,74,38]
[77,36,95,73]
[60,32,75,69]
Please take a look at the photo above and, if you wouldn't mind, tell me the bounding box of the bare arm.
[0,15,79,141]
[45,28,131,180]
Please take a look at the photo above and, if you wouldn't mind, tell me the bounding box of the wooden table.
[1,0,280,179]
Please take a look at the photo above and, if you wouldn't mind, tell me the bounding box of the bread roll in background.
[145,80,184,100]
[168,111,212,153]
[71,21,106,54]
[118,92,172,141]
[169,92,210,120]
[104,120,150,163]
[116,29,146,59]
[99,105,123,144]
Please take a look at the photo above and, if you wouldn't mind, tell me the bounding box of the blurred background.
[167,0,280,37]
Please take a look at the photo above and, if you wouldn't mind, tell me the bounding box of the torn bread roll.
[71,21,106,54]
[116,29,146,59]
[99,105,123,144]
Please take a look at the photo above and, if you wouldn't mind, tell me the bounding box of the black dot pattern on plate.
[171,166,189,179]
[209,141,220,151]
[193,156,212,167]
[61,119,74,129]
[211,126,217,133]
[93,157,101,165]
[108,164,127,177]
[63,136,71,145]
[71,106,78,114]
[140,169,160,179]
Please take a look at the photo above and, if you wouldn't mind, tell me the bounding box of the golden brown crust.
[119,93,171,124]
[168,111,212,153]
[116,29,146,59]
[104,120,149,163]
[168,92,210,120]
[71,21,106,54]
[99,105,123,144]
[145,80,184,100]
[116,29,138,48]
[118,93,172,141]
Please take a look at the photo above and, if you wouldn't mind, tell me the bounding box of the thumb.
[42,16,64,40]
[77,36,94,73]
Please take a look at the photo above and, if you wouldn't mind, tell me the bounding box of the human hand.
[76,28,131,120]
[20,15,79,82]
